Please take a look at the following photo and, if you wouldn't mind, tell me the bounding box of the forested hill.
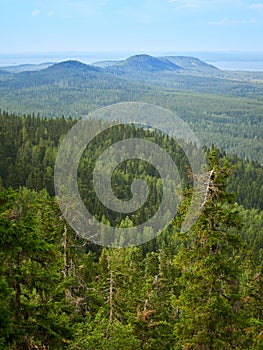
[104,54,182,73]
[1,54,263,93]
[0,56,263,162]
[0,60,127,89]
[163,56,219,73]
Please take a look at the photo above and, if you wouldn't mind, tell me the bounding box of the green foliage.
[172,151,254,349]
[0,188,86,349]
[0,110,261,213]
[0,110,262,348]
[234,207,263,265]
[69,311,140,350]
[227,155,263,210]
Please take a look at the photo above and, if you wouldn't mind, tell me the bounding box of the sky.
[1,0,263,54]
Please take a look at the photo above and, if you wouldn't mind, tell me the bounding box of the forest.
[0,57,263,162]
[0,110,262,349]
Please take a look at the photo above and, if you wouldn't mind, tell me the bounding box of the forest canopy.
[0,110,262,349]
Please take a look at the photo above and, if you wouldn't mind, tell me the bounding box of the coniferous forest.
[0,106,262,349]
[0,49,262,350]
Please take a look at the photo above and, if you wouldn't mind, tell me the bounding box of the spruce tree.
[173,150,247,349]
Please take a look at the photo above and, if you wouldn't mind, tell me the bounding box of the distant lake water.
[207,60,263,71]
[0,52,129,67]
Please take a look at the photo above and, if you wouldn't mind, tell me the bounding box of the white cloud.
[249,3,263,13]
[209,17,256,25]
[250,3,263,10]
[168,0,201,8]
[169,0,240,8]
[32,9,40,17]
[48,11,54,17]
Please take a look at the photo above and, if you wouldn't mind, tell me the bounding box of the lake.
[206,60,263,71]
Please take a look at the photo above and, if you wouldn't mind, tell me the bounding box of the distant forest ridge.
[0,54,262,163]
[0,54,219,75]
[1,52,263,73]
[1,50,263,69]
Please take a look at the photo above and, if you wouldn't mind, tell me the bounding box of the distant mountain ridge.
[46,60,101,74]
[0,69,12,79]
[92,54,218,75]
[0,55,220,90]
[0,54,262,164]
[0,54,219,79]
[105,54,182,74]
[1,54,263,97]
[0,60,117,89]
[0,62,54,73]
[163,56,218,72]
[91,59,121,68]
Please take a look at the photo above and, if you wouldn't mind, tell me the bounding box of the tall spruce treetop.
[173,149,247,350]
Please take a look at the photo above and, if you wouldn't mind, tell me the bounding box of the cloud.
[249,3,263,13]
[169,0,240,8]
[168,0,201,8]
[48,11,54,17]
[209,17,256,25]
[32,9,40,17]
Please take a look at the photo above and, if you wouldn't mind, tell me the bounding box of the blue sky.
[1,0,263,54]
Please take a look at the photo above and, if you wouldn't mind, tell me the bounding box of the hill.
[97,54,219,77]
[45,60,101,75]
[105,54,182,75]
[0,60,104,89]
[0,60,150,92]
[0,59,152,116]
[0,57,262,162]
[163,56,218,73]
[0,62,54,73]
[100,55,263,97]
[0,69,13,80]
[92,59,121,68]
